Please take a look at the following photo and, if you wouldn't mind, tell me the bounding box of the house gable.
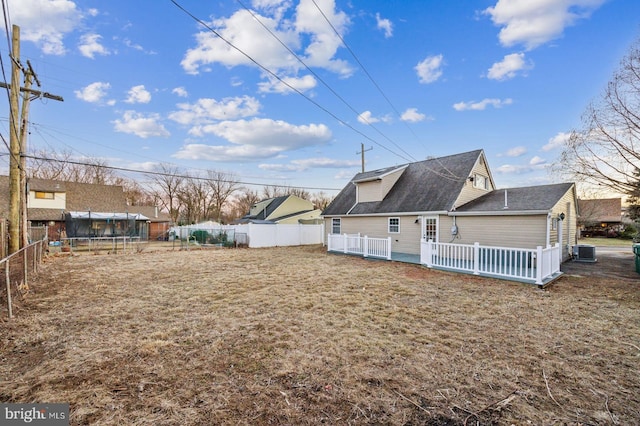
[452,151,495,209]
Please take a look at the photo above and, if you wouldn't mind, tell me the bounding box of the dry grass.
[1,245,639,425]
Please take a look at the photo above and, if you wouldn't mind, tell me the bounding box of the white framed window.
[422,216,438,242]
[473,174,488,190]
[388,217,400,233]
[331,218,341,234]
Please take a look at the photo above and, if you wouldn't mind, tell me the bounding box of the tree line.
[26,150,334,225]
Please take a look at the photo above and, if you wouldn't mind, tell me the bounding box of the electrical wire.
[235,0,417,163]
[310,0,462,181]
[170,0,414,164]
[19,153,342,191]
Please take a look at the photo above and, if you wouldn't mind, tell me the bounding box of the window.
[388,217,400,233]
[473,174,488,190]
[35,191,54,199]
[331,218,341,234]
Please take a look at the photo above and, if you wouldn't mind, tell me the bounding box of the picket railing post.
[535,246,543,285]
[473,242,480,275]
[363,235,369,258]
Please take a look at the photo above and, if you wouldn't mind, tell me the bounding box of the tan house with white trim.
[322,149,578,261]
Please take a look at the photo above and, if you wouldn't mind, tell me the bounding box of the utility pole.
[5,25,64,254]
[8,25,21,255]
[19,61,40,248]
[356,143,372,173]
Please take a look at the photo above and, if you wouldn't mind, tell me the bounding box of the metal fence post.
[5,258,12,319]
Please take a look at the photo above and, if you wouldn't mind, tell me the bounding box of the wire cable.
[170,0,414,164]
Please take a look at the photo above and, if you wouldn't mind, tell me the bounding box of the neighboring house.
[577,198,623,237]
[235,195,322,224]
[0,176,152,241]
[322,149,578,262]
[128,205,173,240]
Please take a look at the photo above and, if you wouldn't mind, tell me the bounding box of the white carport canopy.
[68,211,149,220]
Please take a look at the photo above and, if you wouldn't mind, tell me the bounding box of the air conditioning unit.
[573,244,597,262]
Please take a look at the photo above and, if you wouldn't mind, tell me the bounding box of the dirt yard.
[1,245,638,425]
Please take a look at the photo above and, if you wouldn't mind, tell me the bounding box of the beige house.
[0,176,161,241]
[236,194,322,224]
[323,149,578,261]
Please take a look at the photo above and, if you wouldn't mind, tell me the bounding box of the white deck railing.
[327,233,392,260]
[421,240,561,285]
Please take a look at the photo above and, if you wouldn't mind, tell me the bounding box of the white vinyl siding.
[453,155,494,209]
[440,215,548,248]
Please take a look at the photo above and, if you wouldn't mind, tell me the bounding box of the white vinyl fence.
[170,223,324,248]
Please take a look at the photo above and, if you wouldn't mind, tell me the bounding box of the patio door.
[421,216,438,242]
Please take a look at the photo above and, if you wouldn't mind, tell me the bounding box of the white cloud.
[169,96,261,126]
[453,98,513,111]
[376,13,393,38]
[357,111,378,124]
[542,131,571,151]
[181,3,352,80]
[257,74,317,94]
[357,110,392,125]
[74,81,111,103]
[78,33,110,59]
[487,53,532,80]
[415,54,444,84]
[113,111,170,138]
[125,85,151,104]
[495,156,547,174]
[174,118,332,162]
[400,108,428,123]
[484,0,606,50]
[530,155,545,165]
[5,0,83,55]
[499,146,527,157]
[172,87,189,98]
[259,157,360,172]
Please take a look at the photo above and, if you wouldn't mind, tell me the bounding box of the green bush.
[620,224,638,240]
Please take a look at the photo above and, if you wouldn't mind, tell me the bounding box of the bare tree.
[145,163,184,224]
[553,36,640,195]
[176,175,213,224]
[206,170,240,223]
[28,148,116,184]
[310,191,333,210]
[227,188,261,221]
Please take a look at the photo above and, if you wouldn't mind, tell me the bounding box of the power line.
[235,0,417,163]
[19,153,342,191]
[170,0,414,164]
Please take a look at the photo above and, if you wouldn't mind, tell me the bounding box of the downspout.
[545,212,551,247]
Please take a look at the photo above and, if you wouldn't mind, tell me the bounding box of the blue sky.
[1,0,639,195]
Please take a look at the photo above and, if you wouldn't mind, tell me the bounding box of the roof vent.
[503,189,509,209]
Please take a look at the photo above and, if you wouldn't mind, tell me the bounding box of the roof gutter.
[448,209,550,217]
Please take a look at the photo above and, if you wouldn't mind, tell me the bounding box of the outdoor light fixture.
[559,213,565,220]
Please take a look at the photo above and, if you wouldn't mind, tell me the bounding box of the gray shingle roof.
[323,150,483,216]
[455,183,575,212]
[0,175,128,221]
